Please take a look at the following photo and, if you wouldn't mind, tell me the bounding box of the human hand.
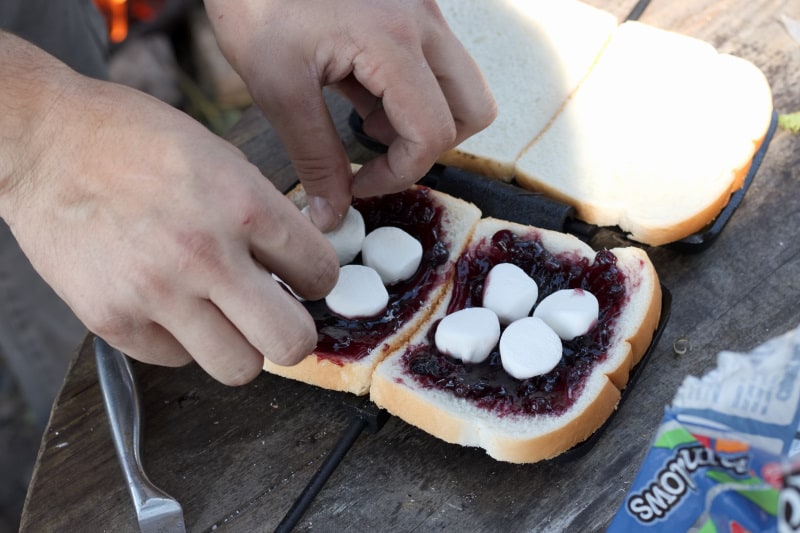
[0,32,338,385]
[205,0,496,231]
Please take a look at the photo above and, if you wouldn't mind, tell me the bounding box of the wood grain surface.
[20,0,800,531]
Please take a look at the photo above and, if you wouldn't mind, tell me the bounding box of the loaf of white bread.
[437,0,773,246]
[267,183,662,463]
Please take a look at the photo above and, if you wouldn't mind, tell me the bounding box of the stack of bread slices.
[437,0,773,246]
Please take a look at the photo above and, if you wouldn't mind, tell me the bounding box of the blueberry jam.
[303,188,450,364]
[402,229,629,417]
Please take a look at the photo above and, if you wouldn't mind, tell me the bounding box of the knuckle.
[127,341,191,368]
[220,360,262,387]
[377,15,417,48]
[152,351,192,368]
[419,0,441,13]
[439,120,459,148]
[472,93,498,131]
[232,191,268,231]
[131,264,174,302]
[416,115,458,154]
[307,245,340,298]
[266,317,317,367]
[392,136,444,181]
[419,0,447,24]
[292,157,345,189]
[85,306,136,342]
[385,0,442,37]
[455,101,496,145]
[174,230,227,279]
[477,97,499,130]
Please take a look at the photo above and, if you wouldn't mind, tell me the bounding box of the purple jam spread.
[402,229,629,417]
[303,188,449,364]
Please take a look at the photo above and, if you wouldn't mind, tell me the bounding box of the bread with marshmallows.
[267,178,662,462]
[369,217,662,463]
[263,183,481,395]
[437,1,773,246]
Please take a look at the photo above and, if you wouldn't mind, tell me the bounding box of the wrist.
[0,31,77,222]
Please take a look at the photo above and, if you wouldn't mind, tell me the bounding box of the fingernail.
[308,195,338,231]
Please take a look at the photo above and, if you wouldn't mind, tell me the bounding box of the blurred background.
[0,1,253,531]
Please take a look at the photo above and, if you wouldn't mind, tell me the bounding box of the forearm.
[0,30,78,219]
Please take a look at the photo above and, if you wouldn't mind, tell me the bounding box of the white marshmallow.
[271,273,304,301]
[482,263,539,324]
[302,205,365,265]
[500,317,563,379]
[435,307,500,364]
[325,265,388,318]
[361,226,423,285]
[533,289,599,340]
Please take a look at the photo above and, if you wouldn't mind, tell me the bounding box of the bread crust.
[514,131,767,247]
[264,347,384,396]
[599,246,662,389]
[370,361,622,463]
[370,218,662,462]
[437,149,515,183]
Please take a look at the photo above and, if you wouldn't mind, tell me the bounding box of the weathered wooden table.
[19,1,800,531]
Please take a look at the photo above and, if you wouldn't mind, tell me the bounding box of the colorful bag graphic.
[609,326,800,532]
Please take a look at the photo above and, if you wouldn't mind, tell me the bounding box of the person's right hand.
[0,31,339,385]
[205,0,497,231]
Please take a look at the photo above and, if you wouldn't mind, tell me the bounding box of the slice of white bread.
[515,21,773,246]
[437,0,618,180]
[437,2,773,246]
[262,185,482,395]
[370,217,662,463]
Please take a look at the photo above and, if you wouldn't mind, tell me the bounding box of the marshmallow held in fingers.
[482,263,539,324]
[272,273,304,301]
[302,205,365,265]
[325,264,388,318]
[500,317,563,380]
[361,227,423,285]
[435,307,501,364]
[533,289,599,340]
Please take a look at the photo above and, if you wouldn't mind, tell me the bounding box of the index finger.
[421,15,497,146]
[244,178,340,301]
[254,71,355,232]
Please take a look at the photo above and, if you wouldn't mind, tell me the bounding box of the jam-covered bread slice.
[263,184,481,395]
[370,217,662,463]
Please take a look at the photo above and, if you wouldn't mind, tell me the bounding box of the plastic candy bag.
[609,326,800,532]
